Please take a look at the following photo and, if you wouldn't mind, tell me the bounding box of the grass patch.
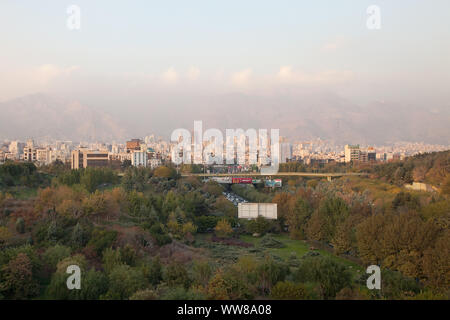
[240,233,363,276]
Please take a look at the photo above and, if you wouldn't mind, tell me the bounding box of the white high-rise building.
[344,144,360,163]
[131,151,148,167]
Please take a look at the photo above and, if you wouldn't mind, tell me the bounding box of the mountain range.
[0,92,449,145]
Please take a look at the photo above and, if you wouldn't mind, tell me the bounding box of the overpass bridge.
[181,172,367,182]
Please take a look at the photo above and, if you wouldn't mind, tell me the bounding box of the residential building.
[71,149,109,169]
[126,139,141,153]
[344,144,360,163]
[131,151,148,167]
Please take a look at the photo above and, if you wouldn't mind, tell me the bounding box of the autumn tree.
[207,270,231,300]
[286,198,312,239]
[215,218,233,238]
[0,253,39,299]
[153,166,176,178]
[272,193,295,226]
[0,226,12,247]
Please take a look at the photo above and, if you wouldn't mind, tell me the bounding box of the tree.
[102,265,147,300]
[129,289,158,300]
[192,260,213,287]
[441,175,450,195]
[207,270,231,300]
[0,253,39,299]
[43,245,72,268]
[147,256,163,286]
[422,231,450,291]
[286,198,311,239]
[246,216,272,236]
[272,193,295,225]
[256,256,289,295]
[271,281,308,300]
[331,217,355,255]
[164,262,191,289]
[46,267,108,300]
[154,166,176,178]
[15,217,25,234]
[355,213,387,265]
[295,256,351,299]
[0,226,12,247]
[71,222,89,247]
[102,247,124,274]
[215,219,233,238]
[306,197,349,243]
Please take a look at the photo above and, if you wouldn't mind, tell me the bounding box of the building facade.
[71,149,109,169]
[131,151,148,167]
[344,144,360,163]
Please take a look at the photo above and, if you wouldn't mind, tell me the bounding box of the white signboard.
[238,203,277,220]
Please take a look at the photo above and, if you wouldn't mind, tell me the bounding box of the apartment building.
[131,151,148,167]
[71,149,109,169]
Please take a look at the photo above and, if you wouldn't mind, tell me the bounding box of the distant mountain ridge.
[0,92,449,145]
[0,93,128,142]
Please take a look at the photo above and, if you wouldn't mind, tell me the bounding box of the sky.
[1,1,450,106]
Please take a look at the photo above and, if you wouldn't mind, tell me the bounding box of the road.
[222,191,247,207]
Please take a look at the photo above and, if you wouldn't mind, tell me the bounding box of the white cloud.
[187,66,200,81]
[322,36,347,52]
[275,66,353,85]
[34,64,79,85]
[161,67,179,84]
[231,68,252,87]
[276,66,294,82]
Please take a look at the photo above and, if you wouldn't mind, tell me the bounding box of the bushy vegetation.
[0,151,448,300]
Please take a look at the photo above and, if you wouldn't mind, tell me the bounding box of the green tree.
[286,198,312,239]
[295,256,351,299]
[164,262,191,289]
[43,245,72,268]
[246,216,271,236]
[15,217,25,234]
[102,265,147,300]
[271,281,309,300]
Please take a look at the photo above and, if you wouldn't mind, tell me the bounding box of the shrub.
[87,229,117,255]
[164,262,191,289]
[0,253,39,299]
[245,216,272,236]
[215,219,233,238]
[15,218,25,234]
[294,256,351,299]
[102,265,147,300]
[129,289,158,300]
[271,281,309,300]
[259,234,285,248]
[43,245,72,268]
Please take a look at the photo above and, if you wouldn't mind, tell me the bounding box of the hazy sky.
[1,0,450,105]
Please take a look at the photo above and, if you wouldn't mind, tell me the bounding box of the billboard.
[238,203,277,220]
[211,177,232,184]
[264,179,282,188]
[232,177,253,184]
